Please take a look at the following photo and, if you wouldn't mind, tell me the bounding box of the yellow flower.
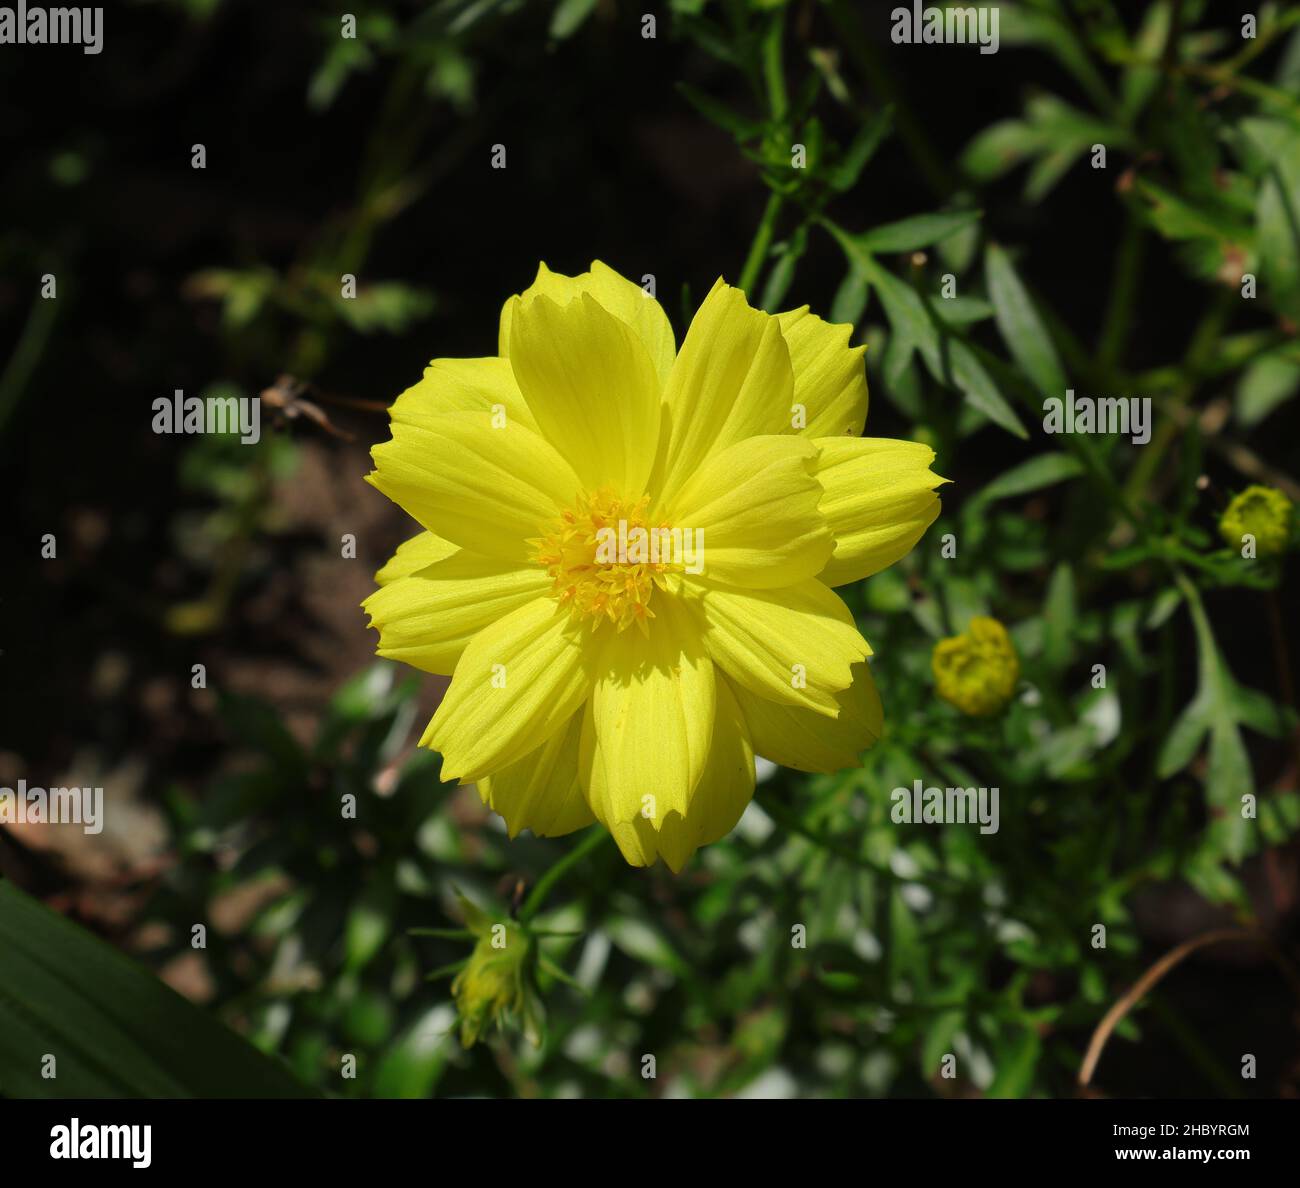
[1219,485,1293,557]
[364,261,944,870]
[932,616,1019,717]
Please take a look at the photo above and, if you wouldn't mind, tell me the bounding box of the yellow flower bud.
[932,616,1020,717]
[1219,485,1293,558]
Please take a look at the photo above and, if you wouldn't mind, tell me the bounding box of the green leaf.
[931,295,994,326]
[881,328,920,400]
[1120,1,1173,123]
[985,243,1067,398]
[977,453,1084,504]
[344,870,397,972]
[963,92,1123,201]
[1231,684,1292,739]
[854,209,982,254]
[1183,846,1250,909]
[333,281,435,335]
[0,881,314,1098]
[1259,792,1300,845]
[760,226,807,313]
[962,119,1039,182]
[372,1006,454,1099]
[827,221,1025,437]
[454,889,495,938]
[1043,564,1076,669]
[1236,352,1300,426]
[857,254,941,371]
[1207,718,1253,845]
[826,228,940,376]
[943,339,1029,439]
[676,82,762,140]
[1157,698,1210,779]
[307,39,375,112]
[921,1009,964,1078]
[1023,146,1084,204]
[549,0,597,40]
[605,917,690,977]
[1279,23,1300,90]
[1242,119,1300,314]
[1135,178,1252,246]
[985,1027,1042,1099]
[1158,582,1258,862]
[1146,587,1183,630]
[829,261,869,327]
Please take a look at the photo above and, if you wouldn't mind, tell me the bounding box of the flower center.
[531,488,677,633]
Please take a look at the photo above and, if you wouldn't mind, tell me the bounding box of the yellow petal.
[777,306,869,438]
[734,661,882,772]
[364,550,552,675]
[499,260,676,388]
[815,437,945,586]
[391,356,538,434]
[662,434,833,588]
[655,280,794,501]
[508,292,663,497]
[610,678,756,872]
[477,712,596,838]
[367,411,582,563]
[374,531,459,585]
[579,596,715,829]
[424,597,592,780]
[690,577,870,716]
[603,822,656,867]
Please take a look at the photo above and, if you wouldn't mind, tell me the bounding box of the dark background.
[1,0,1229,753]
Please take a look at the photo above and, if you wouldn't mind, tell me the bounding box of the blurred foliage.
[6,0,1300,1100]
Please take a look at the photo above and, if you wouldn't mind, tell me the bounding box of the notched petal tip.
[704,275,731,301]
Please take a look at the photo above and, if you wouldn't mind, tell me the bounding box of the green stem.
[0,287,59,436]
[738,190,784,296]
[1097,208,1145,378]
[518,827,609,924]
[760,5,788,124]
[1122,290,1231,509]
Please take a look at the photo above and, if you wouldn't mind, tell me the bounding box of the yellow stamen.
[531,487,676,633]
